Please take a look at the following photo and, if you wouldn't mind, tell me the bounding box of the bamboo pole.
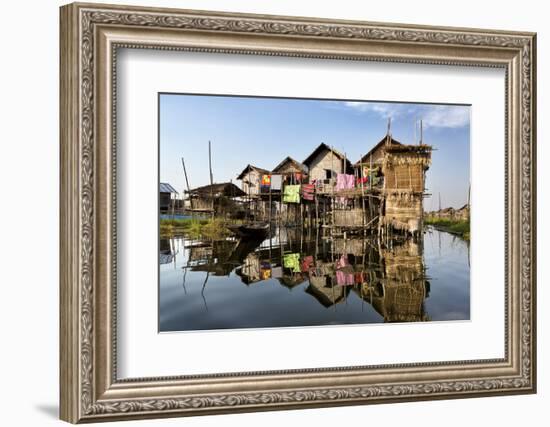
[181,157,194,212]
[208,140,214,219]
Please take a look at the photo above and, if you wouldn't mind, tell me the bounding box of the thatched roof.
[355,135,402,166]
[187,182,246,198]
[272,156,307,174]
[236,164,270,180]
[302,143,351,169]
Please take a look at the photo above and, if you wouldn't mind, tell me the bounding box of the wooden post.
[181,157,194,213]
[208,140,214,219]
[331,145,335,222]
[315,195,319,228]
[369,153,373,190]
[359,154,366,236]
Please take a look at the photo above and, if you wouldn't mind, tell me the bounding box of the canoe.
[227,222,270,239]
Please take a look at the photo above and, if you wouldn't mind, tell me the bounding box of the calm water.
[159,227,470,332]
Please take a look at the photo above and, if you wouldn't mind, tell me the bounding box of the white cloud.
[341,101,406,118]
[330,101,470,129]
[420,105,470,129]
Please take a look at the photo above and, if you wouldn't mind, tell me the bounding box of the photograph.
[158,94,471,332]
[57,3,536,422]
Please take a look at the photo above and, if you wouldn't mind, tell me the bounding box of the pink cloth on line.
[336,173,355,191]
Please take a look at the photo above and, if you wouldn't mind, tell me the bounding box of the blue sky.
[160,94,470,209]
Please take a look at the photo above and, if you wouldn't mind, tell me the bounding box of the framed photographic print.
[60,2,537,423]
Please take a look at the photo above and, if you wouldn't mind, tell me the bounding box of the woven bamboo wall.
[383,192,423,232]
[384,163,424,192]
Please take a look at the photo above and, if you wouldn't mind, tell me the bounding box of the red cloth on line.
[301,183,315,201]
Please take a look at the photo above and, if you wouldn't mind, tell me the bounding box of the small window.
[325,169,333,179]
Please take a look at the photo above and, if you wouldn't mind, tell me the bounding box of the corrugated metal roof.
[160,182,178,194]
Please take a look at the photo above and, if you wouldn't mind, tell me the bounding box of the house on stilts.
[229,128,431,236]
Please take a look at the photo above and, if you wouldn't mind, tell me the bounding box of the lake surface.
[159,227,470,332]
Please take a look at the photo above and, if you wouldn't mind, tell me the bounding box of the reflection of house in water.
[305,261,353,307]
[186,239,256,276]
[237,252,262,285]
[159,238,175,264]
[354,239,430,322]
[176,224,431,323]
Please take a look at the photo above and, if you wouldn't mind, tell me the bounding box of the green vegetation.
[160,217,232,240]
[425,217,470,240]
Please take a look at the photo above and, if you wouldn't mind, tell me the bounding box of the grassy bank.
[160,217,232,240]
[425,217,470,240]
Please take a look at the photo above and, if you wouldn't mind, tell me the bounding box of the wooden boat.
[226,222,270,239]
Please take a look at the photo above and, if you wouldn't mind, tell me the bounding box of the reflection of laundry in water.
[271,266,283,278]
[336,270,354,286]
[260,269,272,280]
[301,255,314,272]
[260,261,272,280]
[283,253,301,273]
[336,254,350,269]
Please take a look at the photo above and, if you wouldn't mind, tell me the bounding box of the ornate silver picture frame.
[60,2,536,423]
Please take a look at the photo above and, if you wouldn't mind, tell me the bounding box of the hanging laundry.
[356,176,368,185]
[293,172,303,182]
[261,174,271,186]
[283,253,301,273]
[335,173,355,206]
[283,185,301,203]
[336,173,355,191]
[271,174,282,190]
[301,183,315,201]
